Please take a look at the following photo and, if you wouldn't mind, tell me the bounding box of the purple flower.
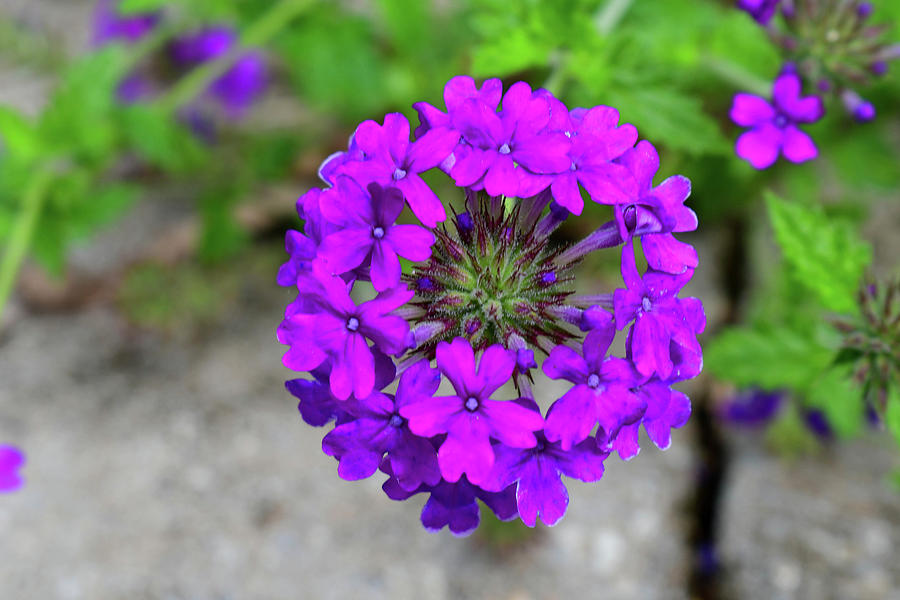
[0,445,25,493]
[612,380,692,460]
[542,324,645,450]
[803,408,834,440]
[841,89,876,123]
[330,114,459,228]
[483,424,608,527]
[383,471,519,536]
[278,269,413,400]
[730,72,824,169]
[544,101,638,215]
[92,0,160,46]
[278,75,705,534]
[737,0,781,24]
[613,141,698,274]
[170,27,268,116]
[286,351,395,427]
[448,82,571,198]
[718,388,784,427]
[314,178,436,290]
[614,242,705,380]
[412,76,503,138]
[322,360,442,489]
[400,338,544,486]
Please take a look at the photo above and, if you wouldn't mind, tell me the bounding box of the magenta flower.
[322,360,442,490]
[278,270,413,400]
[448,82,571,198]
[542,321,645,450]
[412,75,503,138]
[544,100,638,214]
[278,76,705,534]
[730,72,824,169]
[612,380,692,460]
[333,114,459,227]
[0,445,25,493]
[484,428,608,527]
[400,338,544,486]
[613,140,699,274]
[315,178,435,291]
[383,471,519,536]
[613,242,705,379]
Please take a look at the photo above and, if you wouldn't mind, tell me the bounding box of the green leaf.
[765,192,871,314]
[116,0,167,14]
[275,9,386,120]
[705,325,833,390]
[471,28,552,77]
[0,107,42,163]
[605,85,729,155]
[119,105,208,174]
[39,47,130,162]
[805,367,864,438]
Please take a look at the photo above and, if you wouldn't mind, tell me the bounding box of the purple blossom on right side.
[730,72,824,169]
[0,444,25,493]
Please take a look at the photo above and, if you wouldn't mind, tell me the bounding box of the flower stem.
[0,169,54,322]
[594,0,635,35]
[157,0,317,113]
[702,56,771,97]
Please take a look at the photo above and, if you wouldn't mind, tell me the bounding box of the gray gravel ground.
[0,284,694,600]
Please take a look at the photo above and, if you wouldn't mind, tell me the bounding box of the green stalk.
[0,169,54,321]
[703,56,772,97]
[158,0,317,113]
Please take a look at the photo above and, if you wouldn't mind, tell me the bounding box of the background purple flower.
[92,0,159,46]
[0,445,25,493]
[737,0,781,24]
[730,72,824,169]
[170,27,268,117]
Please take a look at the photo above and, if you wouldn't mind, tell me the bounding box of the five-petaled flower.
[730,72,824,169]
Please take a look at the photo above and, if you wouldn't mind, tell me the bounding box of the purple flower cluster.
[279,76,705,534]
[92,0,267,116]
[731,0,899,168]
[0,444,25,493]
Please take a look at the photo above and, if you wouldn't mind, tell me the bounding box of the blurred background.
[0,0,899,598]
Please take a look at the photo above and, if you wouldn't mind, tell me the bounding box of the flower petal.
[729,93,775,127]
[735,123,782,169]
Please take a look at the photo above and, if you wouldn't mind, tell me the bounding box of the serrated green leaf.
[705,325,833,390]
[805,367,864,438]
[765,192,871,314]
